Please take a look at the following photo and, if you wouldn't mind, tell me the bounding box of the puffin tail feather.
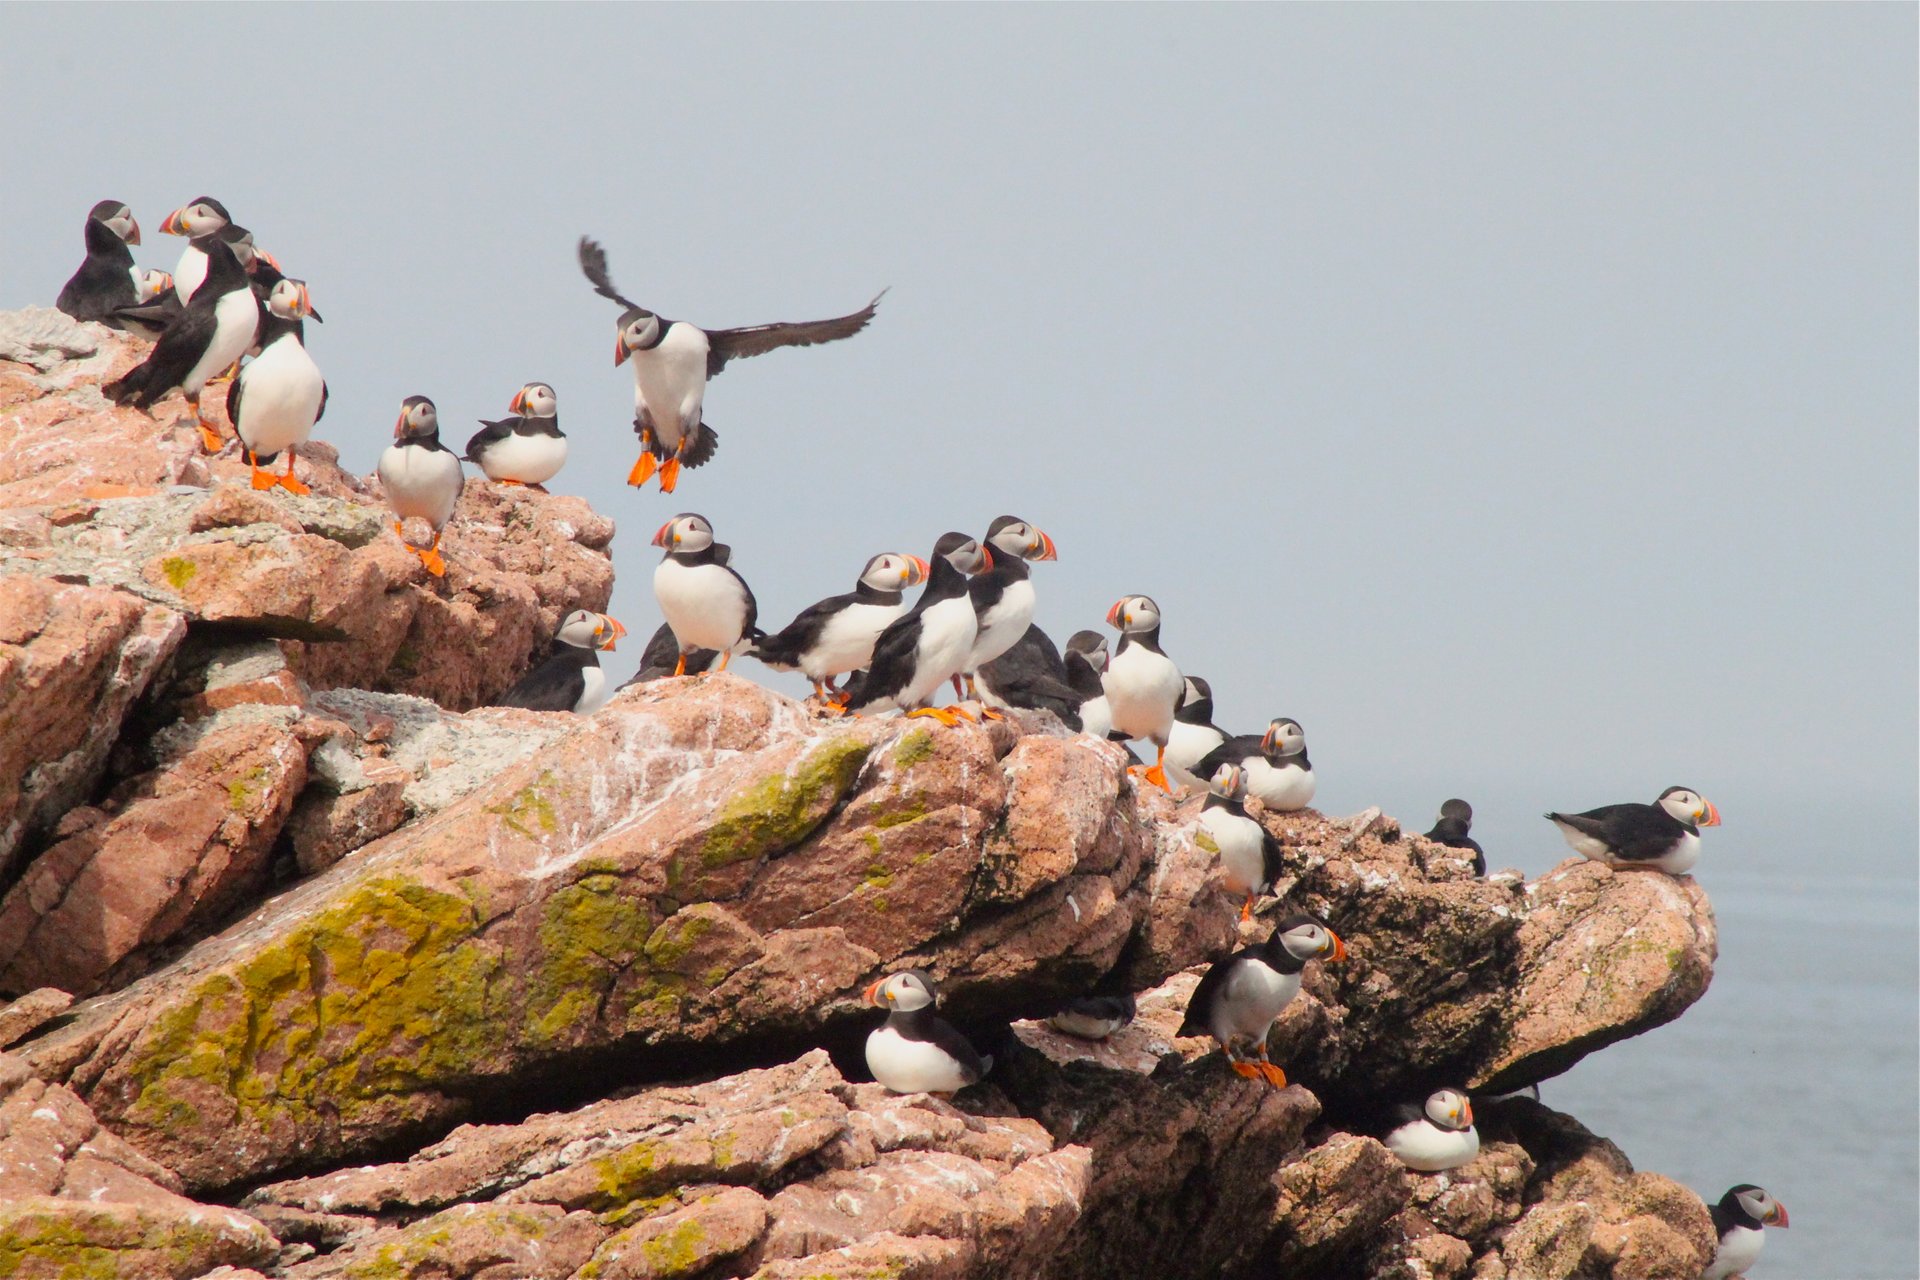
[682,421,719,469]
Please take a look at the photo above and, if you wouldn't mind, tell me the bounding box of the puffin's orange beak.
[863,980,888,1006]
[1699,800,1721,827]
[510,388,530,415]
[598,615,627,651]
[1327,932,1348,962]
[161,207,187,235]
[258,250,281,271]
[977,546,993,571]
[615,334,629,366]
[1461,1100,1473,1127]
[906,555,930,585]
[394,411,410,439]
[1105,599,1125,628]
[1767,1203,1787,1228]
[1031,529,1058,561]
[1260,727,1277,753]
[126,218,141,246]
[651,520,674,548]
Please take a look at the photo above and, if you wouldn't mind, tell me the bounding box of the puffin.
[960,516,1059,704]
[1177,911,1345,1087]
[113,269,180,340]
[103,237,259,452]
[377,395,464,576]
[976,624,1084,729]
[1545,786,1721,875]
[1048,991,1137,1041]
[1425,799,1485,876]
[227,277,324,494]
[1102,595,1184,791]
[465,383,567,489]
[578,236,884,493]
[1382,1089,1480,1172]
[623,622,718,687]
[1163,676,1228,792]
[497,610,628,714]
[55,200,141,324]
[863,969,992,1095]
[751,552,929,704]
[1704,1184,1788,1280]
[1063,630,1113,740]
[1196,717,1316,812]
[158,196,243,304]
[1199,762,1286,922]
[652,513,758,673]
[245,254,324,352]
[839,532,988,726]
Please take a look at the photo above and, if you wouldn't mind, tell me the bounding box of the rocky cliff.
[1,312,1720,1279]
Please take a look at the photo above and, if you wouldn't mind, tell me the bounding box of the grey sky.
[4,4,1914,852]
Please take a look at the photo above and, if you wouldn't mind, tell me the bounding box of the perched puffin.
[497,610,628,714]
[1199,762,1286,922]
[1196,717,1316,812]
[1425,799,1485,876]
[652,514,758,673]
[976,625,1084,729]
[245,254,324,352]
[622,622,719,687]
[1545,786,1721,875]
[1102,595,1184,791]
[228,277,324,494]
[158,197,240,304]
[1705,1184,1788,1280]
[1163,676,1228,792]
[377,395,464,577]
[1063,630,1113,740]
[579,236,884,493]
[464,383,567,490]
[960,516,1059,703]
[1048,991,1137,1041]
[55,200,141,324]
[840,533,988,725]
[103,238,258,452]
[1382,1089,1480,1172]
[863,969,992,1095]
[1178,912,1345,1087]
[751,552,928,704]
[113,269,179,340]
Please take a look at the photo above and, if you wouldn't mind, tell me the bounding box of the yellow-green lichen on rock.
[697,734,871,868]
[485,769,561,839]
[528,871,656,1045]
[0,1198,273,1280]
[336,1203,568,1279]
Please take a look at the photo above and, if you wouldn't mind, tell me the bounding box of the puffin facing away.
[1102,595,1184,791]
[863,969,992,1095]
[497,610,627,714]
[103,237,258,451]
[579,236,884,493]
[976,624,1084,729]
[1199,762,1286,922]
[752,552,929,704]
[1704,1184,1787,1280]
[839,532,988,726]
[1163,676,1227,792]
[1545,786,1720,875]
[1063,630,1113,740]
[622,622,719,688]
[1196,717,1315,812]
[378,395,464,576]
[465,383,567,489]
[652,514,758,674]
[1178,912,1345,1087]
[1383,1089,1479,1172]
[113,269,179,340]
[961,516,1058,703]
[56,200,141,324]
[228,277,325,494]
[1425,799,1485,876]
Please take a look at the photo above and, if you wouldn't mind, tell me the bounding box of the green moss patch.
[892,728,935,768]
[159,556,198,591]
[485,770,560,839]
[697,735,871,868]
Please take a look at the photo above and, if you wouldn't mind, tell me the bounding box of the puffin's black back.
[1544,802,1690,862]
[978,625,1082,728]
[498,642,597,711]
[841,534,972,709]
[56,216,137,323]
[103,239,249,409]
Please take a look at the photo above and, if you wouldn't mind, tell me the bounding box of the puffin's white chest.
[377,444,464,527]
[969,578,1035,669]
[573,666,608,715]
[807,599,906,679]
[897,595,977,708]
[1103,643,1182,743]
[1049,1009,1126,1040]
[233,334,324,453]
[634,323,710,443]
[654,558,748,652]
[1640,829,1700,874]
[1164,719,1225,789]
[1384,1119,1480,1172]
[1200,807,1268,892]
[1246,756,1315,811]
[173,243,207,302]
[1703,1225,1765,1280]
[1211,959,1299,1043]
[476,429,567,484]
[183,288,261,394]
[865,1023,973,1094]
[1077,694,1113,741]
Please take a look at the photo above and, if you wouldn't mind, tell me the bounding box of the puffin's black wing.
[112,292,182,336]
[576,236,642,310]
[1177,950,1247,1038]
[1261,827,1286,889]
[724,565,759,639]
[463,417,516,462]
[1195,734,1265,777]
[1059,993,1136,1024]
[1546,802,1683,862]
[316,381,329,425]
[842,614,920,709]
[1377,1100,1428,1136]
[622,623,718,688]
[1462,837,1486,877]
[922,1013,990,1084]
[226,371,245,428]
[705,291,886,379]
[980,626,1082,727]
[104,305,217,409]
[498,648,592,712]
[1708,1196,1736,1239]
[56,219,137,322]
[753,590,858,669]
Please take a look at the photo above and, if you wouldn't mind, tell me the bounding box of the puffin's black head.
[1267,912,1346,964]
[1260,717,1307,759]
[614,306,661,364]
[161,197,230,238]
[864,968,938,1011]
[652,512,715,555]
[983,515,1058,563]
[555,608,628,652]
[1064,629,1109,671]
[859,552,930,593]
[1437,798,1473,827]
[1656,786,1720,829]
[932,531,989,575]
[87,200,138,245]
[1721,1185,1788,1229]
[1105,595,1160,635]
[395,395,440,442]
[509,383,557,419]
[1422,1088,1473,1132]
[1178,676,1214,723]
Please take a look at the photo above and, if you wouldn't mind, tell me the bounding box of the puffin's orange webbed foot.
[1143,764,1171,792]
[276,471,310,496]
[1229,1059,1264,1081]
[979,706,1009,721]
[906,707,963,728]
[247,452,275,490]
[627,452,657,487]
[417,547,447,577]
[657,457,682,493]
[1258,1062,1288,1088]
[197,422,225,454]
[1240,892,1256,923]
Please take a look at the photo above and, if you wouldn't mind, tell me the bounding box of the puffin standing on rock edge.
[959,516,1059,707]
[975,625,1085,729]
[863,970,992,1095]
[652,514,758,675]
[1545,786,1721,875]
[1382,1089,1480,1172]
[1163,676,1227,793]
[228,277,325,495]
[56,200,141,324]
[1063,630,1113,741]
[1197,717,1316,812]
[1178,911,1345,1087]
[1704,1184,1787,1280]
[1198,762,1286,922]
[465,382,567,490]
[751,552,929,705]
[496,610,628,714]
[103,237,259,453]
[378,395,464,577]
[1103,595,1184,791]
[838,533,988,726]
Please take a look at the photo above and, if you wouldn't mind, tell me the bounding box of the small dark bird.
[1425,799,1485,876]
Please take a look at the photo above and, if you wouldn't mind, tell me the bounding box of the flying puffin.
[112,269,179,340]
[1382,1089,1480,1172]
[1177,911,1345,1087]
[1704,1184,1788,1280]
[1063,630,1113,740]
[464,383,567,490]
[158,197,246,304]
[1199,762,1286,922]
[863,969,992,1095]
[1545,786,1721,875]
[960,516,1058,706]
[1425,799,1485,876]
[497,610,628,714]
[1196,717,1316,812]
[1048,990,1137,1041]
[103,238,259,452]
[1164,676,1228,792]
[839,532,988,726]
[1103,595,1184,791]
[578,236,885,493]
[652,513,758,674]
[55,200,141,324]
[377,395,464,577]
[228,277,324,494]
[976,624,1084,729]
[751,552,929,704]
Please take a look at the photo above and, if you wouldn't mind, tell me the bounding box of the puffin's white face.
[132,268,172,303]
[942,537,988,575]
[1658,787,1720,828]
[556,609,627,651]
[614,309,661,364]
[1106,595,1161,634]
[860,553,929,593]
[1424,1089,1472,1131]
[228,233,261,273]
[1069,634,1110,672]
[1261,718,1307,758]
[1184,678,1207,706]
[510,383,558,418]
[266,278,314,320]
[1734,1186,1787,1227]
[164,201,228,238]
[1278,917,1345,962]
[653,513,715,554]
[985,518,1058,562]
[395,396,439,440]
[100,203,139,245]
[1209,762,1245,799]
[865,970,936,1012]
